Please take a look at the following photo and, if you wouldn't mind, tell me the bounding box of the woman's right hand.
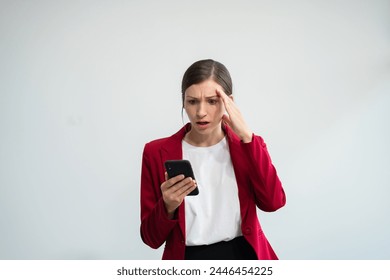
[161,172,197,219]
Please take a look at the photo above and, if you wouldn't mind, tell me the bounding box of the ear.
[229,95,234,101]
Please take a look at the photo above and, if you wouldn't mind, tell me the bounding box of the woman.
[140,59,286,260]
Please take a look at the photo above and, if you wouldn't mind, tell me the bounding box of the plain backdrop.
[0,0,389,259]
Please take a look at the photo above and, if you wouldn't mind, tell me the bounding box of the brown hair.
[181,59,233,106]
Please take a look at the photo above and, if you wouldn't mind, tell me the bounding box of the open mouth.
[196,121,210,128]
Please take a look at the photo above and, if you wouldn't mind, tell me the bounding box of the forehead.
[185,79,222,97]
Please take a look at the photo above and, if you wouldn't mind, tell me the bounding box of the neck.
[184,124,225,147]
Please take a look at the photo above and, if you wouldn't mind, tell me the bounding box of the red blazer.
[140,123,286,260]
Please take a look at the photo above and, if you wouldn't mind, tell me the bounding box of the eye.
[187,100,197,105]
[208,99,218,105]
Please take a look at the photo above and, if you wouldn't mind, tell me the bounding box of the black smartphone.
[164,160,199,196]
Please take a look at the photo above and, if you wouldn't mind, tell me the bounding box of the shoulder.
[143,124,189,155]
[143,136,170,154]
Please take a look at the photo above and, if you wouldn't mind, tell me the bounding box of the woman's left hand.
[216,89,253,143]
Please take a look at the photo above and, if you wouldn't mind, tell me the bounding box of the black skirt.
[185,236,257,260]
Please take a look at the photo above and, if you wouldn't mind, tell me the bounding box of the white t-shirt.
[183,137,242,246]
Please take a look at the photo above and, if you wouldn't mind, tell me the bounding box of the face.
[184,79,228,137]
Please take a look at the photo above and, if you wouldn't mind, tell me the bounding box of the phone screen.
[164,160,199,196]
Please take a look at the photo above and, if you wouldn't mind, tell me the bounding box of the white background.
[0,0,389,259]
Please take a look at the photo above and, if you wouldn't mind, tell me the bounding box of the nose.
[196,102,207,118]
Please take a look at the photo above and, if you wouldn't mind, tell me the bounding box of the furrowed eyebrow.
[186,95,218,99]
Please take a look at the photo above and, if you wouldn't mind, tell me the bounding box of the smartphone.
[164,160,199,196]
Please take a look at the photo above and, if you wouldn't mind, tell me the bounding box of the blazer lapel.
[224,124,242,168]
[224,125,251,207]
[160,124,190,163]
[159,124,191,242]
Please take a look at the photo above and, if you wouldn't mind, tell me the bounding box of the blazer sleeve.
[240,134,286,212]
[140,144,178,249]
